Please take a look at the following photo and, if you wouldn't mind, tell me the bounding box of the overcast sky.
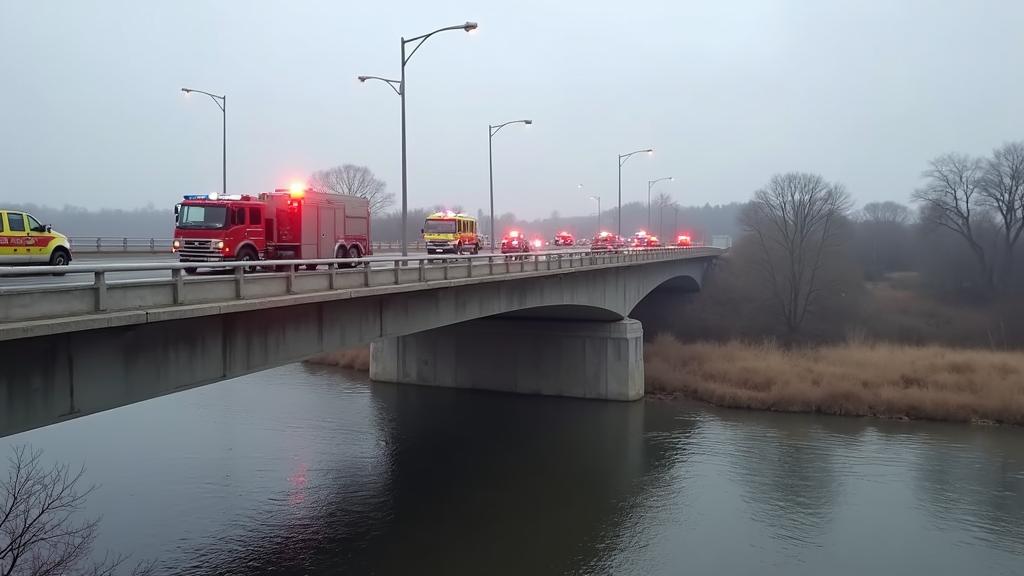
[2,0,1023,220]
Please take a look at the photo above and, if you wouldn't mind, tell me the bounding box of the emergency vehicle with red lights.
[675,234,693,247]
[500,230,532,255]
[173,183,371,272]
[422,211,480,254]
[553,231,575,246]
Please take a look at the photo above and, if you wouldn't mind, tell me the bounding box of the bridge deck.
[0,247,722,342]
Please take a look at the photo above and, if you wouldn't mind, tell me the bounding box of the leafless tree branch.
[1,446,153,576]
[310,164,395,215]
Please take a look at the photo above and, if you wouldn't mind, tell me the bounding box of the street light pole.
[588,194,601,235]
[181,88,226,196]
[618,148,653,237]
[359,21,478,258]
[488,119,532,252]
[647,176,673,231]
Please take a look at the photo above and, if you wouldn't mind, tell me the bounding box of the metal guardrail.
[0,247,720,325]
[70,237,173,253]
[70,238,434,254]
[69,238,709,254]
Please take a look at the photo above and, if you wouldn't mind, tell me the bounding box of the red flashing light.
[508,230,521,238]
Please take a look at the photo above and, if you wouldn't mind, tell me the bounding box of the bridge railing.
[69,238,432,254]
[68,239,708,255]
[0,246,721,325]
[70,237,174,253]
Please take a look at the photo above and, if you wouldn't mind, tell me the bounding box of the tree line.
[647,142,1024,348]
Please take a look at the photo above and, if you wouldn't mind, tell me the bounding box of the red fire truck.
[173,184,371,272]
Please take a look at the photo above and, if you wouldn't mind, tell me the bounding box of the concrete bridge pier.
[370,318,644,401]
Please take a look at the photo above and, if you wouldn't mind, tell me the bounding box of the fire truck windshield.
[424,219,456,234]
[178,205,228,229]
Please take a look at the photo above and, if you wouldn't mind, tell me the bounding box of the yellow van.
[0,209,73,267]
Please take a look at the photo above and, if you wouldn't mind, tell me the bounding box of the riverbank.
[306,339,1024,425]
[645,336,1024,425]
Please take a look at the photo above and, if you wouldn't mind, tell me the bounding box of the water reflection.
[159,365,700,575]
[2,364,1022,576]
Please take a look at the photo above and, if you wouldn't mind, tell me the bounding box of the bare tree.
[1,446,152,576]
[653,192,675,239]
[742,172,852,335]
[309,165,394,214]
[980,141,1024,287]
[855,201,913,277]
[861,201,911,225]
[912,153,992,290]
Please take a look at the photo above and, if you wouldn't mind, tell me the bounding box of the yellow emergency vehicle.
[422,211,480,255]
[0,209,72,267]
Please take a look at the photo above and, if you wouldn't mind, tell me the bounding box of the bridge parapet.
[0,248,721,338]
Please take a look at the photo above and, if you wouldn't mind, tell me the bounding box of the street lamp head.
[669,176,674,181]
[181,88,191,94]
[463,21,479,32]
[357,76,368,82]
[647,148,654,155]
[524,119,533,125]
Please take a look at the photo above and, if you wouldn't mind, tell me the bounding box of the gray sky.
[2,0,1023,220]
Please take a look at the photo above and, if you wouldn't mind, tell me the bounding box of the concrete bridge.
[0,248,720,437]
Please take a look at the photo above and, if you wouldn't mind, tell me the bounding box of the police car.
[0,209,73,267]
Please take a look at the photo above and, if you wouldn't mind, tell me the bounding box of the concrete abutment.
[369,318,644,401]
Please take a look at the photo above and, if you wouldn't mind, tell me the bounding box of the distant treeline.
[2,200,745,243]
[0,203,176,238]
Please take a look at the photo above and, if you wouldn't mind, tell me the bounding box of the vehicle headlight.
[172,239,181,249]
[215,240,225,250]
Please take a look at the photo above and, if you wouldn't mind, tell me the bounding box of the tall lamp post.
[588,192,602,235]
[618,148,653,236]
[488,119,532,252]
[358,21,478,257]
[647,176,673,230]
[181,88,226,196]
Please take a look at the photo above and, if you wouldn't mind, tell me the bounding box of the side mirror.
[420,228,424,234]
[174,204,181,216]
[45,224,53,233]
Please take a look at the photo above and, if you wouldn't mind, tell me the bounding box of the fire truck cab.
[422,211,480,255]
[174,186,371,272]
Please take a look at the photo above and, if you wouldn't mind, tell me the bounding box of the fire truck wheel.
[336,245,351,268]
[348,246,362,268]
[184,267,198,275]
[237,247,259,273]
[471,243,480,255]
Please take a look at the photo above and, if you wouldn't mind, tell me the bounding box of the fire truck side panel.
[318,205,336,258]
[345,209,369,255]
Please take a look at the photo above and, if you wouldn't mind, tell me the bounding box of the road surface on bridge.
[0,249,538,289]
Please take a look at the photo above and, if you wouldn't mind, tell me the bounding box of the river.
[3,363,1023,575]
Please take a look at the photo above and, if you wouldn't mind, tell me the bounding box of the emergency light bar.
[182,194,248,201]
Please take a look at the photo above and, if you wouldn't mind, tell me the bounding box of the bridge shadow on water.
[172,367,697,576]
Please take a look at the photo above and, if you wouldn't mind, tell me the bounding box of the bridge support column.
[370,318,644,401]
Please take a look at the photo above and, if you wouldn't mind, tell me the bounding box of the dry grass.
[645,335,1024,425]
[305,346,370,371]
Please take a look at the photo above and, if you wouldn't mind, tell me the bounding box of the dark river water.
[3,363,1023,575]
